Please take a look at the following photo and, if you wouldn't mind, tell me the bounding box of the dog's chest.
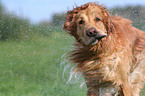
[84,54,122,85]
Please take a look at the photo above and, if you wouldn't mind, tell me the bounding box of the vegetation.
[50,13,66,26]
[110,5,145,30]
[0,2,145,96]
[0,30,87,96]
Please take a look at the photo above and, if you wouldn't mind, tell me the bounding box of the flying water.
[59,53,86,89]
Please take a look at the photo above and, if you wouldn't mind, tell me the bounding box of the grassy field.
[0,29,145,96]
[0,30,87,96]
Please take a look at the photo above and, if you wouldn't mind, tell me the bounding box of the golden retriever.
[64,3,145,96]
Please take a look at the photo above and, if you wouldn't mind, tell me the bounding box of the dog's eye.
[78,20,84,25]
[95,18,101,21]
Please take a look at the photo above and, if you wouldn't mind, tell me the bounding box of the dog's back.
[112,16,145,96]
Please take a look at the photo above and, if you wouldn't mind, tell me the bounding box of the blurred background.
[0,0,145,96]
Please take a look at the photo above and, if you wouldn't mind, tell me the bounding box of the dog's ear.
[63,3,90,37]
[63,11,78,39]
[102,9,114,34]
[63,11,75,34]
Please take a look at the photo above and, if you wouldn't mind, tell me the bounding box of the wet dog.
[64,3,145,96]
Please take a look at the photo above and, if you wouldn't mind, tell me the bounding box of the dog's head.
[64,3,113,46]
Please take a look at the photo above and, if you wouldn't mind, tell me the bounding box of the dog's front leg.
[117,62,132,96]
[85,78,99,96]
[87,87,99,96]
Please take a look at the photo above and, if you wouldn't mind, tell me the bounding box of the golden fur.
[64,3,145,96]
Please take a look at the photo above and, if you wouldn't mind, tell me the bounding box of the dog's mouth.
[89,33,107,45]
[85,28,107,45]
[91,38,99,45]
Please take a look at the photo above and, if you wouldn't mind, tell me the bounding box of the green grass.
[0,30,144,96]
[0,31,87,96]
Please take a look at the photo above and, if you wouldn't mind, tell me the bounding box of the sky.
[1,0,145,23]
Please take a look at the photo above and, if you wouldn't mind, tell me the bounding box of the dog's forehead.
[87,5,102,13]
[76,5,102,18]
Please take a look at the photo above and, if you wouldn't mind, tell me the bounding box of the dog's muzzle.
[86,28,107,40]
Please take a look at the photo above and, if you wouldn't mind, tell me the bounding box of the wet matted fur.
[63,2,145,96]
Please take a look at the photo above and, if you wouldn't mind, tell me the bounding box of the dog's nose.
[86,28,97,37]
